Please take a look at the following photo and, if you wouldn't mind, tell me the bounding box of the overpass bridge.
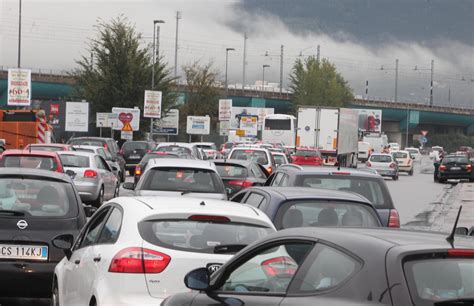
[1,68,473,145]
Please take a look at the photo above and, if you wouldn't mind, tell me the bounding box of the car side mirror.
[454,227,469,235]
[52,234,74,260]
[83,205,97,218]
[184,267,210,291]
[122,182,135,190]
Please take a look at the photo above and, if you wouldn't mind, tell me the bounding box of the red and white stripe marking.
[37,117,47,143]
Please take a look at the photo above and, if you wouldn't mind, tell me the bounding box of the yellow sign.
[236,129,245,137]
[122,122,133,132]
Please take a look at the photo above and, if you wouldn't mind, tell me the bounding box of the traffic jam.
[0,104,473,306]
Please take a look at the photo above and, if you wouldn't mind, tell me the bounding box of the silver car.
[58,151,119,206]
[123,158,227,200]
[72,145,122,179]
[366,153,399,180]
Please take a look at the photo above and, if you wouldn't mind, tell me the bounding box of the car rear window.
[141,153,180,163]
[294,175,392,209]
[28,146,64,152]
[59,155,90,168]
[230,149,268,164]
[197,144,217,150]
[215,164,249,178]
[156,146,192,157]
[69,139,105,147]
[142,167,225,194]
[0,178,77,218]
[122,142,148,151]
[273,154,287,165]
[369,155,392,162]
[406,149,418,154]
[443,156,469,164]
[275,200,380,230]
[74,148,94,154]
[404,256,474,305]
[393,152,408,159]
[295,150,321,157]
[138,219,273,254]
[1,156,58,171]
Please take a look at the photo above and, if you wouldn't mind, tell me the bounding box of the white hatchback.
[51,196,275,306]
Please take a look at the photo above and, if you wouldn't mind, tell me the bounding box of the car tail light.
[465,164,472,171]
[439,165,447,171]
[266,166,273,174]
[147,150,152,153]
[109,247,170,273]
[188,215,230,223]
[134,165,141,176]
[389,163,396,169]
[228,180,253,188]
[448,249,474,257]
[84,169,98,178]
[388,209,400,228]
[104,143,108,151]
[332,172,351,175]
[366,161,372,167]
[244,150,254,153]
[261,256,297,277]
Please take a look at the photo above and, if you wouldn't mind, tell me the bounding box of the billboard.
[186,116,210,135]
[357,109,382,133]
[153,109,179,135]
[230,107,274,130]
[144,90,162,118]
[218,99,232,121]
[7,68,31,106]
[65,102,89,132]
[112,107,140,131]
[239,116,258,137]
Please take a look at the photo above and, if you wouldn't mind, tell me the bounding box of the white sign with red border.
[7,68,31,106]
[144,90,162,118]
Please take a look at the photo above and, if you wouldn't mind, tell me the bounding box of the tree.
[73,16,176,135]
[178,61,220,140]
[289,56,353,109]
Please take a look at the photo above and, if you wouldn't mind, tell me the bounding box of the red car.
[24,143,75,152]
[291,148,323,166]
[0,150,64,173]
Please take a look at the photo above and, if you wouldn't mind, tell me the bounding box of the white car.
[388,142,400,151]
[405,147,421,160]
[271,152,289,167]
[51,196,275,305]
[228,146,276,175]
[155,142,203,160]
[366,153,399,180]
[193,142,218,159]
[123,158,227,200]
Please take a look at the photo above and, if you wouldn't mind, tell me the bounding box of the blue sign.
[420,136,428,144]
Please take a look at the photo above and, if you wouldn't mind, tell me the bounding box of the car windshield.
[404,257,474,305]
[215,164,249,178]
[370,155,392,163]
[276,200,380,229]
[138,219,273,254]
[122,142,148,151]
[294,175,392,208]
[442,157,469,164]
[142,167,225,194]
[0,178,77,218]
[273,154,287,165]
[1,155,58,171]
[295,150,321,157]
[230,149,268,164]
[393,152,408,159]
[59,155,90,168]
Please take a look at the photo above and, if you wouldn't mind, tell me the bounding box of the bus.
[262,114,296,146]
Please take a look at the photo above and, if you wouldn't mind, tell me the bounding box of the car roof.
[231,147,268,152]
[113,196,273,228]
[370,153,392,156]
[213,159,253,167]
[2,149,59,157]
[72,145,101,150]
[271,152,286,156]
[392,150,409,154]
[193,142,215,146]
[0,168,72,183]
[263,227,474,250]
[57,151,95,158]
[27,143,69,147]
[156,142,197,149]
[147,158,216,170]
[277,165,381,178]
[243,186,372,204]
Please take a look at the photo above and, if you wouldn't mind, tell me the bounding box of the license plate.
[0,244,48,261]
[129,155,140,159]
[451,167,461,170]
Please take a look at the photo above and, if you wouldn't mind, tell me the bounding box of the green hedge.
[426,133,474,153]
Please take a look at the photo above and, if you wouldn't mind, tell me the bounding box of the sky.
[1,0,473,107]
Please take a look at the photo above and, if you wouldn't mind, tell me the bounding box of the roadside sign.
[186,116,210,135]
[144,90,162,118]
[121,131,133,140]
[153,109,179,135]
[65,102,89,132]
[218,99,232,121]
[421,130,429,136]
[112,107,140,131]
[7,68,31,106]
[96,113,110,128]
[239,116,258,137]
[236,129,245,137]
[420,136,428,144]
[50,104,60,115]
[219,121,230,136]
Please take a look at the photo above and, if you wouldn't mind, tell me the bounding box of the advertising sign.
[239,116,258,137]
[218,99,232,121]
[65,102,89,132]
[186,116,210,135]
[144,90,162,118]
[96,112,112,128]
[357,109,382,133]
[230,107,274,130]
[50,104,60,115]
[7,68,31,106]
[153,109,179,135]
[112,107,140,131]
[219,121,230,136]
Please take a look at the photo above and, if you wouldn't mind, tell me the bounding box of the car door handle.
[74,259,80,265]
[93,256,101,262]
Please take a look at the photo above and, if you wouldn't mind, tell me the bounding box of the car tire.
[93,186,104,207]
[114,183,120,198]
[393,175,398,181]
[51,280,59,306]
[439,178,446,184]
[469,178,474,183]
[128,169,134,176]
[409,169,414,176]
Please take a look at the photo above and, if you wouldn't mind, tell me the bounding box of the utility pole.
[174,11,181,79]
[280,45,284,93]
[17,0,22,68]
[405,105,410,149]
[242,33,248,90]
[395,59,399,103]
[151,20,165,140]
[365,80,369,100]
[316,45,320,62]
[225,48,235,97]
[430,59,434,106]
[448,86,451,103]
[262,64,270,97]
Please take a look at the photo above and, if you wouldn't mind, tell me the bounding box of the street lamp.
[225,48,235,97]
[152,20,165,90]
[262,64,270,97]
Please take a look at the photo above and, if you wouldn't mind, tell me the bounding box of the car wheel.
[469,178,474,183]
[439,178,446,183]
[51,280,59,306]
[409,169,414,176]
[393,175,398,181]
[93,186,104,207]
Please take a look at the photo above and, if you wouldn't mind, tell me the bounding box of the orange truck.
[0,110,51,150]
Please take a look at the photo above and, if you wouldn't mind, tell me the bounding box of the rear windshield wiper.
[0,209,25,216]
[214,244,247,254]
[434,298,474,305]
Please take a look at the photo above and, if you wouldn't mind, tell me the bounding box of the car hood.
[135,190,227,200]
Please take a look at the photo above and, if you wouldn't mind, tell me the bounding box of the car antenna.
[446,205,463,248]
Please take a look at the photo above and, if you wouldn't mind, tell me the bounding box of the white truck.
[297,107,359,167]
[363,133,388,153]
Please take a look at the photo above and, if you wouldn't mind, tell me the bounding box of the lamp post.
[262,64,270,97]
[18,0,22,68]
[225,48,235,97]
[264,45,284,93]
[150,20,165,140]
